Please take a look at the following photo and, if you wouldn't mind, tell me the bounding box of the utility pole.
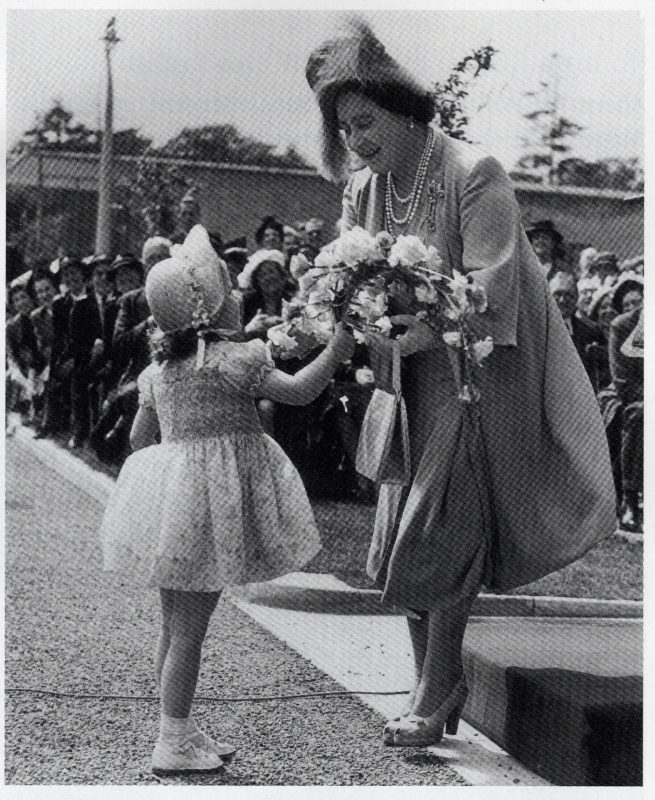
[94,17,120,254]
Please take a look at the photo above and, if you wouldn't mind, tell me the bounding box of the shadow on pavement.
[228,583,405,616]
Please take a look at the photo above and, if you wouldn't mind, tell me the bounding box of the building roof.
[6,148,322,193]
[7,148,639,200]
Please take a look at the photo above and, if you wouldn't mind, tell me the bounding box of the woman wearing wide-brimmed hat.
[524,219,572,280]
[306,16,615,747]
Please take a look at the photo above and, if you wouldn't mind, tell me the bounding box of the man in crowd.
[549,271,605,385]
[608,304,643,532]
[68,254,117,448]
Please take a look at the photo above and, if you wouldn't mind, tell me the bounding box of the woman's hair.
[255,216,285,247]
[333,79,436,127]
[148,326,243,364]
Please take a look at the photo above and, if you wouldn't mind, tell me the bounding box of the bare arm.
[255,325,355,406]
[129,405,160,451]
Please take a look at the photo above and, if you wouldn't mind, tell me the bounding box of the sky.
[5,4,646,172]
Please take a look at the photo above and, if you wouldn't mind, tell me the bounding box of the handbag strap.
[391,339,401,396]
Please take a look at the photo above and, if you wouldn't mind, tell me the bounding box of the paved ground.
[5,438,470,786]
[5,433,643,787]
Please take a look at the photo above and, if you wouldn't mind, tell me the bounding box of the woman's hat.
[524,219,564,244]
[237,249,287,290]
[306,16,433,181]
[588,251,619,276]
[141,237,172,266]
[110,253,144,276]
[611,271,644,313]
[146,225,235,333]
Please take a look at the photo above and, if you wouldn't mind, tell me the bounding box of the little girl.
[100,225,354,776]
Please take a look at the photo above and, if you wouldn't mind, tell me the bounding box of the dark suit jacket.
[609,308,643,405]
[30,305,54,362]
[49,293,74,371]
[112,287,151,384]
[569,315,604,386]
[69,295,103,366]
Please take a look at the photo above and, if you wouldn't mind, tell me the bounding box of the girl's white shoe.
[152,730,224,776]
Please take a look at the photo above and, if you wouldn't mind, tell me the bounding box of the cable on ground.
[6,687,409,703]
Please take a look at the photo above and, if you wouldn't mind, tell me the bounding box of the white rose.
[290,252,312,279]
[353,287,387,321]
[472,336,494,362]
[442,331,464,348]
[373,315,393,335]
[388,235,429,267]
[267,324,297,352]
[355,367,376,385]
[333,226,380,267]
[415,281,439,304]
[314,247,339,269]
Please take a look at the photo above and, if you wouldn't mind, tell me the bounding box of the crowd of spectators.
[6,200,375,503]
[527,219,644,533]
[6,208,643,528]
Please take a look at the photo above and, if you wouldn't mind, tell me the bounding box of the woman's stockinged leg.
[160,590,221,718]
[411,594,474,717]
[403,614,428,713]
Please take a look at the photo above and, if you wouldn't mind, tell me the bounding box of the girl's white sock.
[160,712,195,740]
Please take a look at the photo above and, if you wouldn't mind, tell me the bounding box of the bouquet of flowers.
[268,226,493,402]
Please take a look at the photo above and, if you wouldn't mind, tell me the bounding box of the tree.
[9,101,151,158]
[432,46,498,141]
[516,53,584,184]
[554,156,643,191]
[114,157,192,241]
[156,123,313,168]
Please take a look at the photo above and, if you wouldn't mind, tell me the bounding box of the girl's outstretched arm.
[256,323,355,406]
[130,405,160,451]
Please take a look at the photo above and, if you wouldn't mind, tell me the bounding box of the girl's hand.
[330,321,356,362]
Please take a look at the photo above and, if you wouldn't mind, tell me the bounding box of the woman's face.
[34,278,56,308]
[335,92,410,175]
[529,232,555,261]
[597,294,617,329]
[12,289,33,316]
[577,286,596,314]
[622,289,643,314]
[255,262,285,297]
[261,227,282,250]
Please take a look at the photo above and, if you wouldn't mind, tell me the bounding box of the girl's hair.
[148,326,244,363]
[255,216,285,246]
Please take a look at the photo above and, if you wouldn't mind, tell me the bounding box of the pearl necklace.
[385,128,435,235]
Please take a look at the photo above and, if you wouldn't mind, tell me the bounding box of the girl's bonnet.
[145,224,241,368]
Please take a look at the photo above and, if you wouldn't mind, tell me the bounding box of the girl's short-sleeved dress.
[99,339,322,591]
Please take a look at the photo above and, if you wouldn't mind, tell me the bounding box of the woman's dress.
[343,128,616,610]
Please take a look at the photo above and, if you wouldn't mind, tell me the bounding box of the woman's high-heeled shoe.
[389,688,416,724]
[383,676,468,747]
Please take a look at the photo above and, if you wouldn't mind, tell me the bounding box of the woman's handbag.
[355,340,411,485]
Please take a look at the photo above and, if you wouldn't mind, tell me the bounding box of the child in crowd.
[99,225,354,776]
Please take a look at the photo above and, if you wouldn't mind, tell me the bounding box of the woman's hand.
[389,315,439,356]
[330,321,356,362]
